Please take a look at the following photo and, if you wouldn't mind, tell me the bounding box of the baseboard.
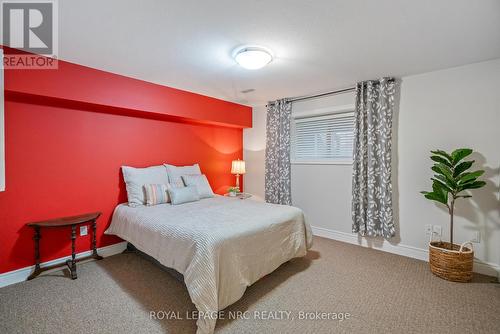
[2,230,496,288]
[312,226,500,278]
[0,241,127,288]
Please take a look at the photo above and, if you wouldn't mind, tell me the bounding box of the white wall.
[243,58,500,275]
[291,93,356,236]
[397,59,500,273]
[243,104,267,200]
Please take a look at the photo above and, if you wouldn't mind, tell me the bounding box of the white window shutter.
[291,112,354,163]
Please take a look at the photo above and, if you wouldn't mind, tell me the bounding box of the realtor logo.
[1,0,58,69]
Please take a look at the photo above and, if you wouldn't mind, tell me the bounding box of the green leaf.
[458,170,484,184]
[451,148,473,165]
[434,174,448,184]
[453,160,474,177]
[457,179,475,190]
[431,164,451,177]
[460,181,486,190]
[431,150,453,163]
[432,182,449,203]
[431,155,453,167]
[431,178,453,193]
[424,192,448,205]
[432,163,456,187]
[431,166,441,175]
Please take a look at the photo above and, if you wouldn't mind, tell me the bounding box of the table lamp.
[231,159,246,190]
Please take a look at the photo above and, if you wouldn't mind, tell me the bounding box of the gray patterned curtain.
[265,99,292,205]
[352,78,396,238]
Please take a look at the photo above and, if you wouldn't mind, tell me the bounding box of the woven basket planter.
[429,241,473,282]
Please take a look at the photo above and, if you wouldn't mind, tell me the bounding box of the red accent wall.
[0,51,252,274]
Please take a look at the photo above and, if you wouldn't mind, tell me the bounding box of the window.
[291,112,354,164]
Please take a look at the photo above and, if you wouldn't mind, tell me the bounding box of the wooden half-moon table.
[26,212,103,280]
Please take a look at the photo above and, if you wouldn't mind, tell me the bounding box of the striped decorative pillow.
[143,184,170,206]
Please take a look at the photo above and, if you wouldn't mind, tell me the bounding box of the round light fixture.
[233,46,273,70]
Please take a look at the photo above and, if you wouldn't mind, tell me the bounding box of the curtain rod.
[267,77,395,106]
[289,86,355,103]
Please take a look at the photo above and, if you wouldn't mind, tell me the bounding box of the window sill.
[291,160,353,165]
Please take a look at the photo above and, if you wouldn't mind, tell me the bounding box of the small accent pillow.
[122,165,169,207]
[164,163,201,188]
[182,174,214,199]
[144,184,170,206]
[168,186,200,205]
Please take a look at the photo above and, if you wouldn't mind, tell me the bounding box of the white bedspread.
[105,196,312,334]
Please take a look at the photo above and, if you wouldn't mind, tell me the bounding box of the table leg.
[69,225,77,279]
[92,221,103,260]
[27,226,41,280]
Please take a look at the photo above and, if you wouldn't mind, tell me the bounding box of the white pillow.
[182,174,214,199]
[164,163,201,188]
[122,165,169,207]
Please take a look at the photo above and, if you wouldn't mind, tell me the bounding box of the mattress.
[105,196,312,334]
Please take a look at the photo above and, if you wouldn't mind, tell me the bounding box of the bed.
[105,195,312,334]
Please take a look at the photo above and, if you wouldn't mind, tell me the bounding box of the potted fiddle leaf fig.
[421,148,486,282]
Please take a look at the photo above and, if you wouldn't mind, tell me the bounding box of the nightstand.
[224,192,253,199]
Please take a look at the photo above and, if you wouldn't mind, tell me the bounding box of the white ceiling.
[60,0,500,106]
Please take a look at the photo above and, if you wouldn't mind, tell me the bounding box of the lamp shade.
[231,160,246,175]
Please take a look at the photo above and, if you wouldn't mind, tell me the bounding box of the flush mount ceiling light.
[233,45,273,70]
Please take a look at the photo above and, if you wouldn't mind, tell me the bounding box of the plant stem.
[450,198,455,249]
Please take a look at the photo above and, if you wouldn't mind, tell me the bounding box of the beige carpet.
[1,237,499,334]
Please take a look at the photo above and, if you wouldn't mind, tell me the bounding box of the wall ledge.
[5,90,246,128]
[2,46,252,129]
